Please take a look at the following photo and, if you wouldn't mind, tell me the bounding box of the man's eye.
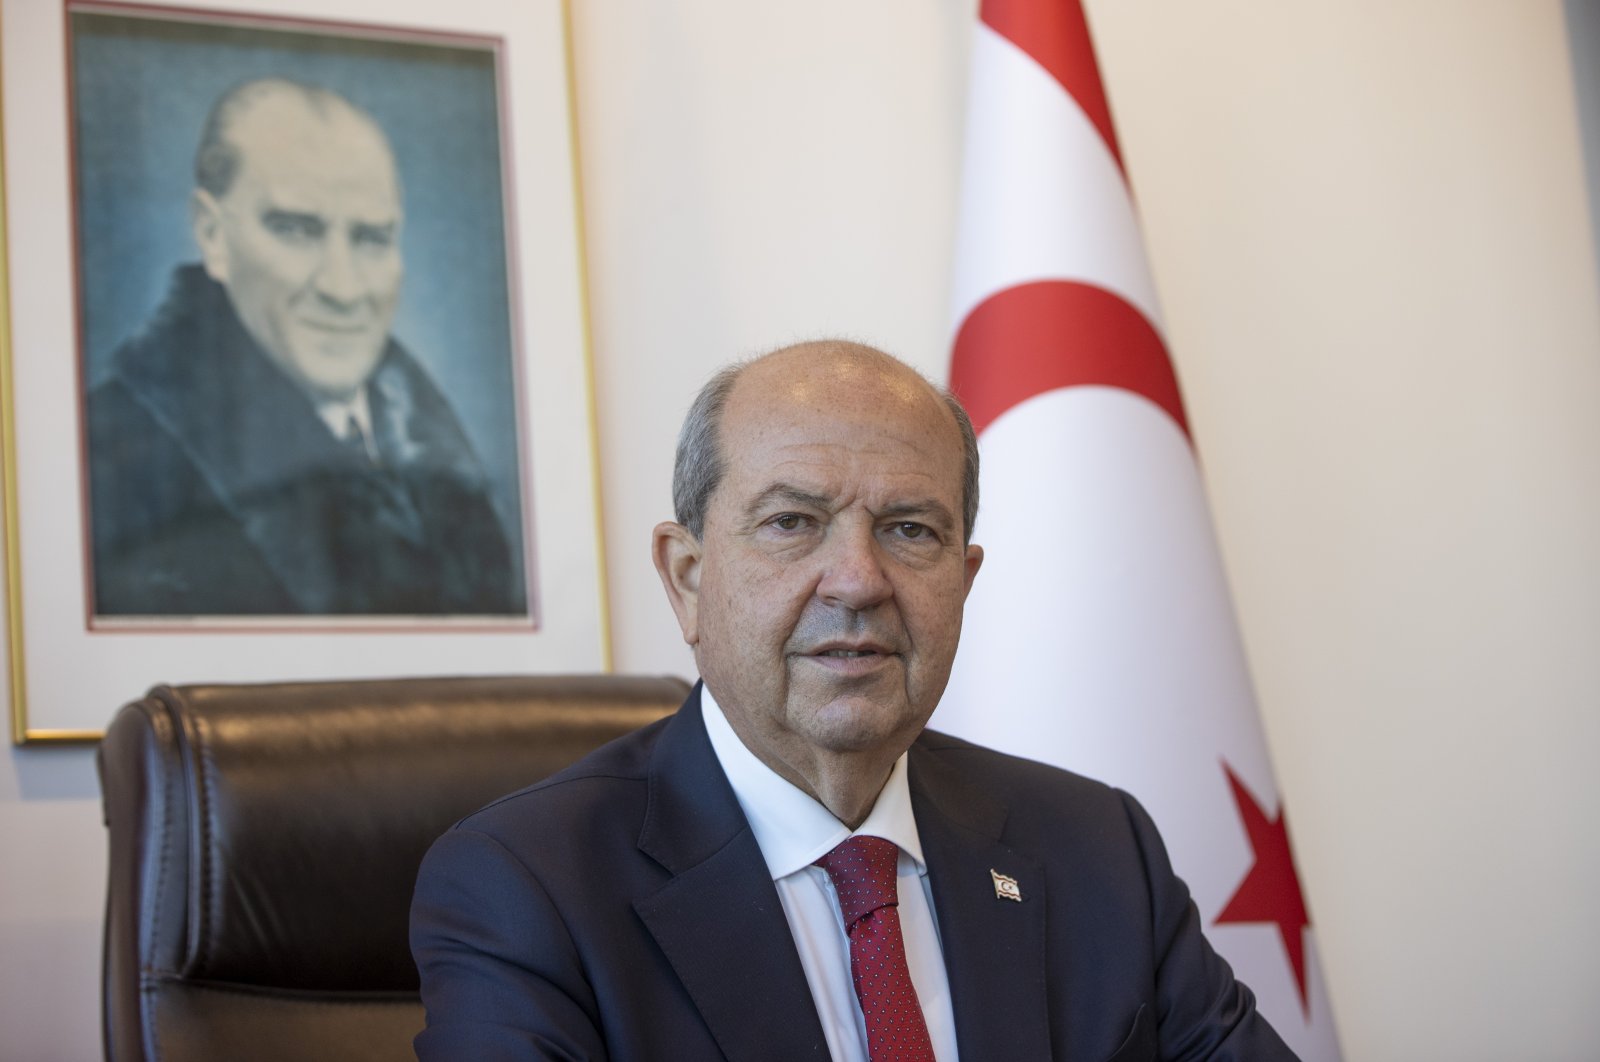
[771,513,808,531]
[262,213,324,242]
[352,223,396,249]
[894,522,930,540]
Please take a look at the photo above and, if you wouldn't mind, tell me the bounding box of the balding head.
[673,340,980,543]
[195,78,394,200]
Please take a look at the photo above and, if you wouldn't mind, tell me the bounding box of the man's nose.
[312,235,366,305]
[816,526,893,611]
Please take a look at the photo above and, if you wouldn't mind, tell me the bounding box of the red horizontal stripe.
[980,0,1123,170]
[949,279,1189,439]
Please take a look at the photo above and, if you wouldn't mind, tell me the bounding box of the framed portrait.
[2,0,610,741]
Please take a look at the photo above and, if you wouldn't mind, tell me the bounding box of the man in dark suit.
[87,77,521,617]
[410,340,1296,1059]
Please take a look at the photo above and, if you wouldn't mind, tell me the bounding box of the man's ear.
[190,189,230,284]
[961,543,984,600]
[652,521,703,646]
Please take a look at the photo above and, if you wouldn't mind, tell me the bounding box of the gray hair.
[671,351,980,544]
[195,78,378,197]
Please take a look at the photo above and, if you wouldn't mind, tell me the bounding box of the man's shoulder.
[102,265,230,373]
[448,711,675,844]
[911,727,1145,841]
[92,265,272,436]
[914,727,1124,799]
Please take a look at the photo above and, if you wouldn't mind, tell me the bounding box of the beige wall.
[1090,5,1600,1057]
[4,2,1598,1058]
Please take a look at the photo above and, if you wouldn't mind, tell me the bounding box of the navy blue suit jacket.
[410,688,1295,1060]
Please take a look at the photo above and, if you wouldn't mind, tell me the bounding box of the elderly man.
[87,77,520,617]
[411,341,1295,1059]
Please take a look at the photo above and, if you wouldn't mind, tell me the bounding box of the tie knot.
[341,415,373,462]
[814,835,900,929]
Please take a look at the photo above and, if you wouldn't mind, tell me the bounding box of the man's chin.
[290,343,386,399]
[794,692,924,757]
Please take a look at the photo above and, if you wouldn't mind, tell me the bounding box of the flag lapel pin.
[990,869,1022,902]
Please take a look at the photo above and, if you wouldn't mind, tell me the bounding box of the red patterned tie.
[815,836,936,1061]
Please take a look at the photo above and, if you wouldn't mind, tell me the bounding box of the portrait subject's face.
[659,349,983,787]
[193,94,403,402]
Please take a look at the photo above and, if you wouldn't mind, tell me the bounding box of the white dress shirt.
[701,686,959,1062]
[315,387,378,462]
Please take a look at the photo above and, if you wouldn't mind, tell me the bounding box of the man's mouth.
[800,641,898,674]
[301,320,370,334]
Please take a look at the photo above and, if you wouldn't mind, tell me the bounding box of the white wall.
[4,2,1598,1059]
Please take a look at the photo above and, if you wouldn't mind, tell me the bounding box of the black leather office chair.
[97,673,689,1062]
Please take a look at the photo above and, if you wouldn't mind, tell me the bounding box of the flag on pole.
[935,2,1341,1057]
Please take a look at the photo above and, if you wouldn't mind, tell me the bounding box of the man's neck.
[707,695,905,829]
[788,753,897,830]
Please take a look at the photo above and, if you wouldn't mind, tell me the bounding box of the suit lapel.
[632,690,829,1062]
[911,739,1053,1061]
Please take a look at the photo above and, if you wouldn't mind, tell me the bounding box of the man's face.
[659,349,983,790]
[193,95,403,402]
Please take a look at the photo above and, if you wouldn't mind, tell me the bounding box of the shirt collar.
[700,683,926,882]
[315,387,375,448]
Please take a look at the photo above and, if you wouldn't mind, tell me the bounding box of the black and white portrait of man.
[74,14,530,620]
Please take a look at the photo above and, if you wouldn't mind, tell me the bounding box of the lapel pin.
[990,868,1022,902]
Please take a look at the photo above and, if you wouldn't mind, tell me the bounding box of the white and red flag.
[933,2,1341,1057]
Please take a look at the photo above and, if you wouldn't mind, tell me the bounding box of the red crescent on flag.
[980,0,1123,170]
[949,279,1190,439]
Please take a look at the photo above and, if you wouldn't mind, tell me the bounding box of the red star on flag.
[1215,762,1312,1015]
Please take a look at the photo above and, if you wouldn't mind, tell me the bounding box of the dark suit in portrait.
[88,265,520,616]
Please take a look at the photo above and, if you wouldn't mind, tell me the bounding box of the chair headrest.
[100,674,685,992]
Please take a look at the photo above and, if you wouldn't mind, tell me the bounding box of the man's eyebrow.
[260,207,323,224]
[743,485,958,531]
[351,219,399,239]
[878,499,958,532]
[744,484,833,518]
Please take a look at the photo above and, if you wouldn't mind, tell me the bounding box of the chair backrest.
[97,673,689,1062]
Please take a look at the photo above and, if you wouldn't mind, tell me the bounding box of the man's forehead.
[717,367,962,503]
[227,92,398,195]
[724,352,957,450]
[737,344,931,403]
[732,438,954,498]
